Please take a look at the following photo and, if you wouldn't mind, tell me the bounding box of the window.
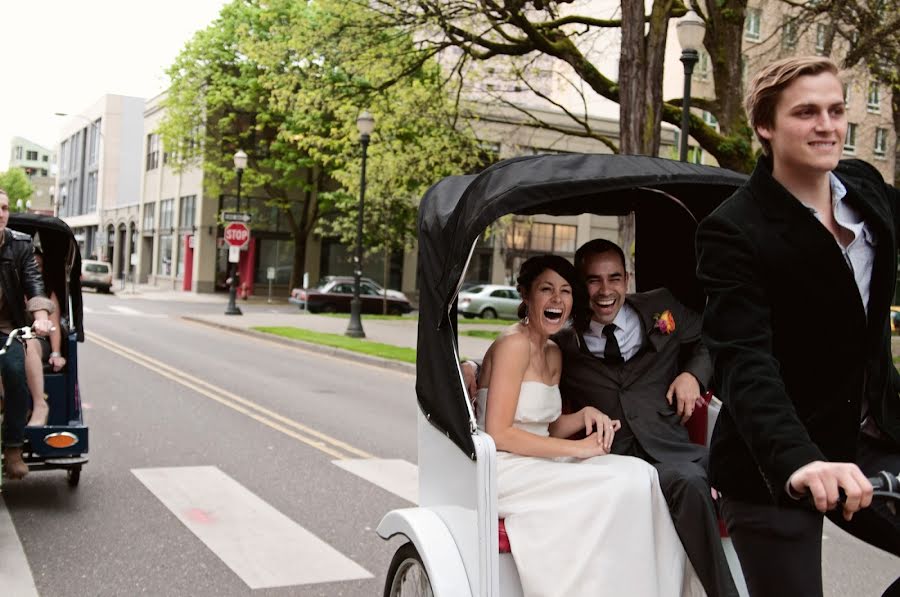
[843,123,857,154]
[14,146,22,160]
[157,235,173,276]
[159,198,174,230]
[146,133,160,170]
[40,169,47,176]
[86,172,98,212]
[815,24,828,53]
[688,146,704,164]
[26,150,38,161]
[867,82,881,112]
[782,18,798,48]
[703,111,719,127]
[59,141,68,174]
[874,128,888,156]
[696,51,710,80]
[42,154,48,162]
[745,8,761,41]
[88,119,101,164]
[843,83,851,106]
[179,195,196,229]
[142,203,155,231]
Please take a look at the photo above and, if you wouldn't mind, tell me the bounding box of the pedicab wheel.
[66,466,81,487]
[384,542,433,597]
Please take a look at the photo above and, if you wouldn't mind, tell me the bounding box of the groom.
[551,239,737,597]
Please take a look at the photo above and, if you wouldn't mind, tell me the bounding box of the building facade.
[8,136,56,213]
[55,95,145,260]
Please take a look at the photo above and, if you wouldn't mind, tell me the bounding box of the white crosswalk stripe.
[333,458,418,504]
[0,495,39,597]
[109,305,142,315]
[132,466,372,589]
[82,305,165,318]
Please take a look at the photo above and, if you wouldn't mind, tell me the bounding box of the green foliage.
[160,0,481,284]
[0,169,34,209]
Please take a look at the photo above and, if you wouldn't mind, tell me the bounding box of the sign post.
[266,266,275,304]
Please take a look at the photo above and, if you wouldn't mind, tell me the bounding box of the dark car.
[290,278,413,315]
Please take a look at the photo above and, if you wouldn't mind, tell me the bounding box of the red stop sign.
[224,222,250,248]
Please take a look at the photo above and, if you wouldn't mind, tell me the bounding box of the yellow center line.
[88,332,374,461]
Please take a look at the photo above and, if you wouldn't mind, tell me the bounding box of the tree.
[161,0,482,290]
[0,168,34,210]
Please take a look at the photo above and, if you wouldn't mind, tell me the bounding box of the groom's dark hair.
[574,239,627,276]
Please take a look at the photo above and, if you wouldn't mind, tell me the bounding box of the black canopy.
[9,213,85,342]
[416,153,748,458]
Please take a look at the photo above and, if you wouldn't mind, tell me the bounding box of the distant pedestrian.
[697,56,900,596]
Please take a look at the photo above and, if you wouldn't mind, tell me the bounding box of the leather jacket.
[0,227,52,328]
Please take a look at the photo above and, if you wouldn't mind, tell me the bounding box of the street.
[2,290,898,596]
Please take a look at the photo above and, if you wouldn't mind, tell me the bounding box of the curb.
[181,316,417,375]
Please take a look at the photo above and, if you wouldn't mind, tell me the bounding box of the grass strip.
[253,326,417,363]
[457,318,510,326]
[461,330,501,340]
[311,312,417,321]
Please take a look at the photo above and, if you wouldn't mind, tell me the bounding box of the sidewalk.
[183,310,496,374]
[113,283,290,305]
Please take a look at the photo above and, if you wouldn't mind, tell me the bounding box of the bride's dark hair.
[515,255,591,331]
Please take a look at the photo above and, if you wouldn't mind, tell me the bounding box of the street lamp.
[225,149,248,316]
[345,111,375,338]
[676,10,706,162]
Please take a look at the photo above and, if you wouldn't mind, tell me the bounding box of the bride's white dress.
[476,381,705,597]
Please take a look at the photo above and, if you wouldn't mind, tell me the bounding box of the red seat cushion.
[498,519,511,553]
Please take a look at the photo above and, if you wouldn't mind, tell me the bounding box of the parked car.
[290,278,413,315]
[891,306,900,334]
[457,284,521,319]
[316,275,409,301]
[81,259,113,293]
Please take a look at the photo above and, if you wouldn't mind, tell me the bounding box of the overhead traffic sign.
[224,222,250,249]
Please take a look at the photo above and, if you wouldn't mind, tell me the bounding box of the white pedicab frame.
[377,154,751,597]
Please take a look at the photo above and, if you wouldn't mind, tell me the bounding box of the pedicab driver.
[697,56,900,596]
[0,188,54,479]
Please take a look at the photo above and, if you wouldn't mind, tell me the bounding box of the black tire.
[388,305,404,316]
[461,313,475,319]
[481,307,497,319]
[67,466,81,487]
[321,304,338,314]
[384,542,433,597]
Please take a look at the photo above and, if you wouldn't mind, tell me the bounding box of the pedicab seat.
[497,391,721,553]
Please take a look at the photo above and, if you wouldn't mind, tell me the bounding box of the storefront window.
[255,238,294,285]
[158,234,173,276]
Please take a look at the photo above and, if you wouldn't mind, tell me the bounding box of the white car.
[81,259,113,293]
[458,284,520,319]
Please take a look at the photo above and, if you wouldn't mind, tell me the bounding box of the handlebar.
[868,471,900,502]
[0,324,57,356]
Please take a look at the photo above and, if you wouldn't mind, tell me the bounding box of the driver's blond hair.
[745,56,840,156]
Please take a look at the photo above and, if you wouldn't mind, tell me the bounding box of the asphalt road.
[3,290,899,596]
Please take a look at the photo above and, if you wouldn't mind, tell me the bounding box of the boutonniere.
[653,310,676,335]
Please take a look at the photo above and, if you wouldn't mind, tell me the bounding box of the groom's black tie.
[602,324,623,364]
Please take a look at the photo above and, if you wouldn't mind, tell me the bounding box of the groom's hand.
[666,372,702,424]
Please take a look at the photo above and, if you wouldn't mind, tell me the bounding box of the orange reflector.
[44,432,78,449]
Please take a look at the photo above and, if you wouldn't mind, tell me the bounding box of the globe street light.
[345,111,375,338]
[225,149,248,315]
[676,10,706,162]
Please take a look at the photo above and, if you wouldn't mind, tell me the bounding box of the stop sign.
[224,222,250,248]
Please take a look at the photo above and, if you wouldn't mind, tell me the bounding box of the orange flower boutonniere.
[653,310,676,335]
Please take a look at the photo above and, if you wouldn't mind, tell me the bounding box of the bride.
[476,254,704,597]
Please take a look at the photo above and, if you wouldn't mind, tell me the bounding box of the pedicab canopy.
[417,153,748,459]
[9,213,85,342]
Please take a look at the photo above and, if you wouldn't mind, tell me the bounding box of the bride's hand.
[581,407,621,452]
[573,433,611,459]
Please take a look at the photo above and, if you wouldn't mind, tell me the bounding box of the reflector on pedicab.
[44,431,79,449]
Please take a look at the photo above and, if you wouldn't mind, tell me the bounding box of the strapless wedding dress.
[476,381,705,597]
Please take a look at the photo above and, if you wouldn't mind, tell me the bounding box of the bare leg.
[24,338,47,426]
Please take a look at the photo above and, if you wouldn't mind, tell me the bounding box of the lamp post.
[676,10,706,162]
[225,149,248,316]
[345,111,375,338]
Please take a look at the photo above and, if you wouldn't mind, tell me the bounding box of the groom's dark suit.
[554,288,738,597]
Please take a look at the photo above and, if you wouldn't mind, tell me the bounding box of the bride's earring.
[522,305,529,326]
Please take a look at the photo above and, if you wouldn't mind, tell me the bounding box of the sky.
[0,0,229,170]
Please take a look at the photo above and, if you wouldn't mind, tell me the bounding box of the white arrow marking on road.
[333,458,419,504]
[0,496,39,597]
[133,466,372,589]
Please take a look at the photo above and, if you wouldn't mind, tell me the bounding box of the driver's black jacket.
[0,228,53,329]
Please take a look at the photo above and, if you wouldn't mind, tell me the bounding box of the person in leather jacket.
[0,189,54,479]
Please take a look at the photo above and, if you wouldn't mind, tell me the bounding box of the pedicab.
[377,153,754,596]
[0,213,87,487]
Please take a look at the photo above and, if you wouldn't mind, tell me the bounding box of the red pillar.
[238,238,256,297]
[182,235,194,291]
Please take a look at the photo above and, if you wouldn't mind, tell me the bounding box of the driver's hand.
[788,460,873,520]
[32,319,53,337]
